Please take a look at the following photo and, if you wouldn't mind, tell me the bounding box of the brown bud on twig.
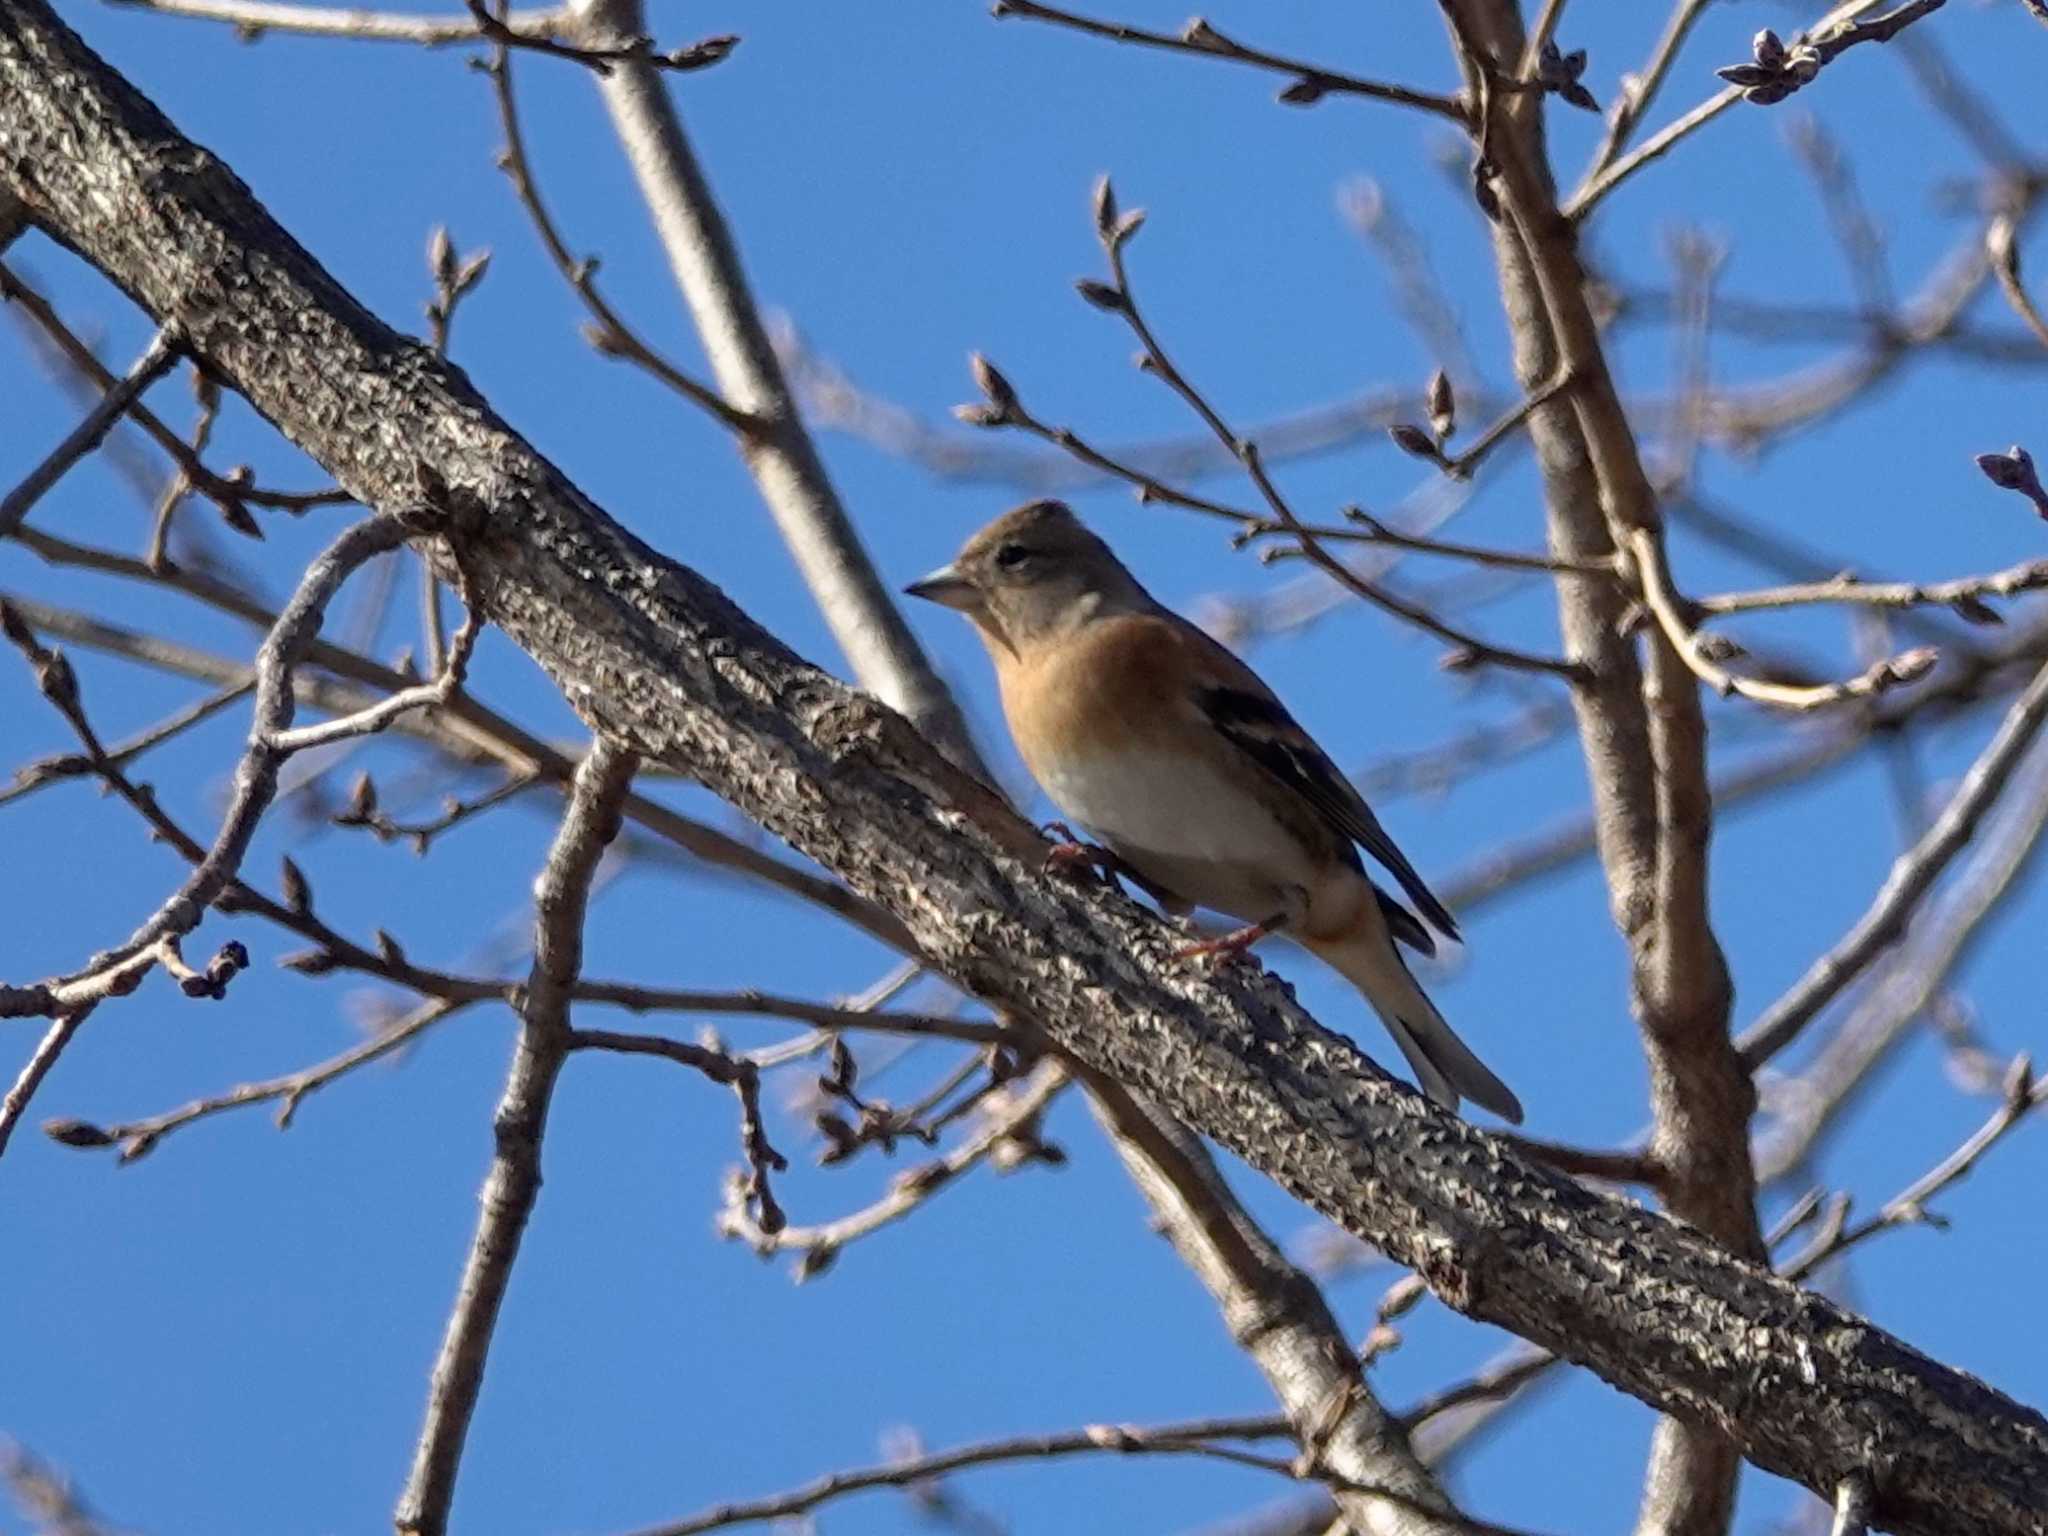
[1426,369,1456,442]
[1975,445,2048,519]
[970,352,1019,417]
[1388,423,1442,462]
[43,1118,117,1149]
[1279,76,1327,106]
[1092,174,1118,242]
[1884,647,1941,688]
[1074,278,1129,313]
[667,33,738,71]
[453,249,492,297]
[280,947,340,976]
[427,225,455,286]
[280,855,314,917]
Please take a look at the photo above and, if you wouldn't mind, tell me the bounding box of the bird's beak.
[903,563,979,611]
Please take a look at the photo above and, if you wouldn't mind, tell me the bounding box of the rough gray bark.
[3,7,2045,1533]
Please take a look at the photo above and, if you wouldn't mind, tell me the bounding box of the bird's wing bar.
[1197,683,1462,943]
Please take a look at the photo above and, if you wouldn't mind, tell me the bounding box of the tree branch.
[395,738,637,1536]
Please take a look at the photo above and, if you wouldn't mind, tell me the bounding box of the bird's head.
[905,500,1146,653]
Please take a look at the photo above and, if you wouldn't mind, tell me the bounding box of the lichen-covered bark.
[3,7,2045,1532]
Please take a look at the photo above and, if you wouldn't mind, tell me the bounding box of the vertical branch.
[564,0,983,774]
[394,738,638,1536]
[1438,6,1760,1534]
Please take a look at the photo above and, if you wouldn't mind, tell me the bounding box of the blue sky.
[4,2,2046,1533]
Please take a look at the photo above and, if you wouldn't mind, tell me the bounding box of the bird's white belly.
[1036,746,1312,911]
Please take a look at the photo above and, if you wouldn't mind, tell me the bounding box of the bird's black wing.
[1198,683,1462,944]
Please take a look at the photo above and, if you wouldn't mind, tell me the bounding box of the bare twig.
[44,998,469,1161]
[458,0,735,77]
[473,44,756,434]
[1,260,347,516]
[0,537,914,952]
[1740,654,2048,1067]
[0,1009,91,1161]
[1780,1056,2047,1281]
[988,0,1468,123]
[1578,0,1712,190]
[1756,732,2048,1182]
[1987,215,2048,354]
[715,1058,1066,1276]
[1628,527,1939,710]
[571,982,1012,1048]
[395,739,638,1536]
[611,1406,1541,1536]
[1566,0,1941,218]
[0,324,179,535]
[1695,559,2048,619]
[101,0,562,46]
[1024,200,1585,680]
[0,676,253,808]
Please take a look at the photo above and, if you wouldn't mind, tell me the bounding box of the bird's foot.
[1174,916,1281,972]
[1041,822,1120,884]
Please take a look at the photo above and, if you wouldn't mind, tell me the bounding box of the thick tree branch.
[6,15,2045,1533]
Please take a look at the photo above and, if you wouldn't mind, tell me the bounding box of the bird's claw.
[1042,823,1118,884]
[1173,918,1278,972]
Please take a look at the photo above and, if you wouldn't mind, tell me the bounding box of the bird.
[904,499,1522,1123]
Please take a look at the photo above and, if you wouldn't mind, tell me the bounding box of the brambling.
[906,500,1522,1123]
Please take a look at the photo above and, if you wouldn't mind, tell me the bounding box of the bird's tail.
[1306,924,1523,1125]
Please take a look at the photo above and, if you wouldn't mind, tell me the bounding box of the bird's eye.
[993,543,1033,571]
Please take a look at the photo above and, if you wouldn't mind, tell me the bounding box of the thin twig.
[612,1407,1544,1536]
[1628,527,1938,710]
[1577,0,1713,189]
[0,676,253,808]
[1566,0,1930,219]
[395,739,638,1536]
[0,1009,91,1160]
[570,982,1014,1048]
[1987,215,2048,354]
[988,0,1468,123]
[0,325,179,536]
[102,0,563,45]
[1043,207,1584,680]
[1780,1057,2047,1281]
[475,44,758,434]
[714,1059,1067,1274]
[1740,654,2048,1067]
[1695,558,2048,618]
[44,999,468,1162]
[1,261,347,516]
